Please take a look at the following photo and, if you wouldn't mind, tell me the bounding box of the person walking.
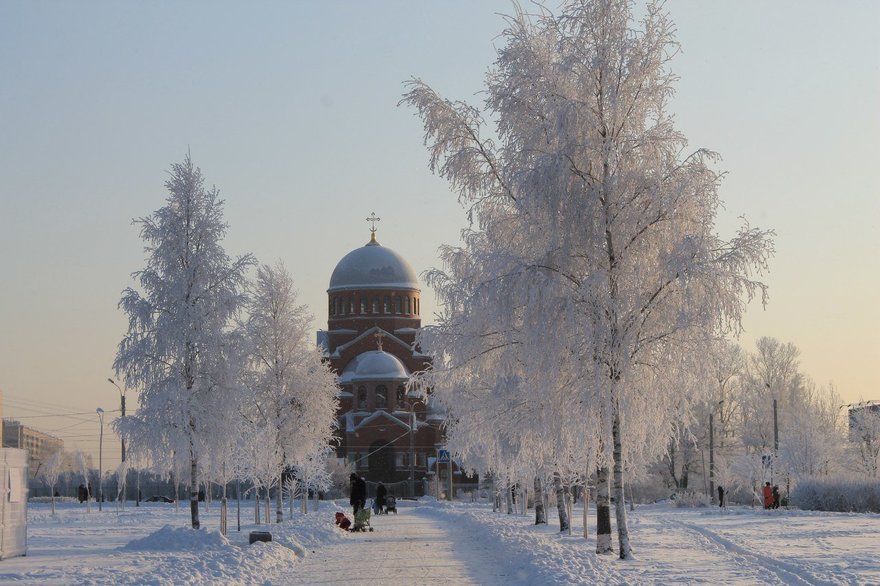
[375,483,387,514]
[762,482,773,509]
[350,473,366,515]
[717,485,725,508]
[772,485,780,509]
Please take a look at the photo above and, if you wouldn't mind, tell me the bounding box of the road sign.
[437,449,450,464]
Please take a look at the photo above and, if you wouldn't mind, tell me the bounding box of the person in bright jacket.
[762,482,773,509]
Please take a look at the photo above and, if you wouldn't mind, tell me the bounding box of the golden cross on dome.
[366,212,381,234]
[374,330,385,352]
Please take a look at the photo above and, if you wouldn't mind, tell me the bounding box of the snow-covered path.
[290,506,511,586]
[4,500,879,585]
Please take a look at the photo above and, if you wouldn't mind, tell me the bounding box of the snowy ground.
[1,498,877,585]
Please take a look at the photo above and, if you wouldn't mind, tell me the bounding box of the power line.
[4,409,120,420]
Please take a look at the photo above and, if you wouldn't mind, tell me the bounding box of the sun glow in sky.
[1,1,878,470]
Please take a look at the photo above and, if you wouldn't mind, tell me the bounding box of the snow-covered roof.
[331,326,412,360]
[352,410,411,432]
[328,238,420,292]
[338,350,410,383]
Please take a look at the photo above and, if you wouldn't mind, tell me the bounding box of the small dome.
[328,237,419,293]
[339,350,409,383]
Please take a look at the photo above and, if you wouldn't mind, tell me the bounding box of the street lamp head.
[96,407,104,415]
[107,378,115,384]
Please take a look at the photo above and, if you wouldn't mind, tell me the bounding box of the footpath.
[289,505,516,586]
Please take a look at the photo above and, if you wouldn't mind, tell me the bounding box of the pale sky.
[1,1,878,472]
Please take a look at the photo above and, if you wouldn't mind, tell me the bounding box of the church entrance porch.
[367,440,396,484]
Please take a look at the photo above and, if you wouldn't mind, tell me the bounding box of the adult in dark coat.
[375,483,387,513]
[717,485,725,508]
[350,473,366,515]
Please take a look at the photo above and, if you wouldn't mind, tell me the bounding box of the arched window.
[396,385,406,408]
[416,298,419,315]
[357,386,367,410]
[394,296,401,314]
[375,385,387,409]
[405,297,411,315]
[349,298,355,314]
[372,297,379,313]
[329,298,334,316]
[360,297,367,314]
[383,296,390,314]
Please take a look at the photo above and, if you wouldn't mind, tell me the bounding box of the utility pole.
[709,411,715,504]
[709,400,724,505]
[773,398,779,454]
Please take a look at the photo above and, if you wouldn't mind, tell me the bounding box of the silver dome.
[328,238,419,293]
[339,350,410,383]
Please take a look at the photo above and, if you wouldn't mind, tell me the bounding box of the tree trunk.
[596,466,612,554]
[612,408,632,559]
[505,483,513,514]
[534,476,547,525]
[264,486,271,523]
[583,482,589,540]
[289,478,295,517]
[220,497,228,536]
[565,483,573,536]
[190,456,200,529]
[554,472,570,532]
[254,491,261,524]
[220,481,227,537]
[276,475,283,523]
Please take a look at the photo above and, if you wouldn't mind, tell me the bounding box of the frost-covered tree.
[113,154,253,529]
[404,0,773,559]
[241,262,339,522]
[73,451,92,513]
[38,451,66,516]
[777,381,844,479]
[740,337,803,456]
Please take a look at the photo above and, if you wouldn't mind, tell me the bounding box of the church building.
[322,216,444,496]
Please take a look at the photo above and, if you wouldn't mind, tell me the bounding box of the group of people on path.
[348,473,389,515]
[716,483,781,510]
[763,481,781,509]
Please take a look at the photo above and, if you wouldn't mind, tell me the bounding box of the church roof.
[328,237,419,293]
[339,350,410,383]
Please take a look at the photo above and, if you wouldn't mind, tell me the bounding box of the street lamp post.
[107,378,131,506]
[406,400,422,498]
[709,400,724,505]
[96,408,104,512]
[107,379,126,462]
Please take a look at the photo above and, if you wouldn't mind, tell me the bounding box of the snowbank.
[123,525,231,551]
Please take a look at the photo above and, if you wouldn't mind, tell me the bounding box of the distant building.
[847,401,880,435]
[322,223,447,495]
[2,420,63,478]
